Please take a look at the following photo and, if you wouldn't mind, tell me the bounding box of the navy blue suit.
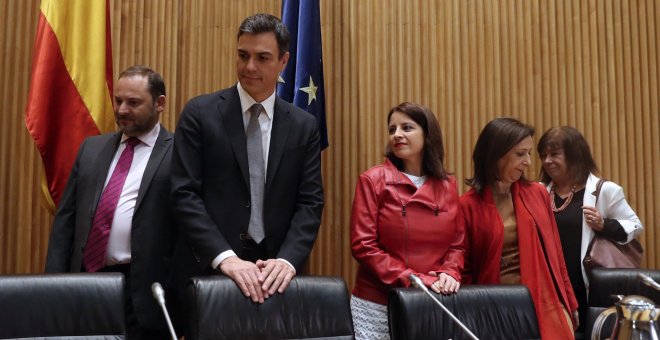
[171,85,324,279]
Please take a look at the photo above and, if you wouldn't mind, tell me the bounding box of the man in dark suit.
[171,13,324,304]
[45,65,177,339]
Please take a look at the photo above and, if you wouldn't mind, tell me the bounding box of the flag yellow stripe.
[40,0,114,132]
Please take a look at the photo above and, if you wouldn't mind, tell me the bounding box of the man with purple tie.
[45,65,177,339]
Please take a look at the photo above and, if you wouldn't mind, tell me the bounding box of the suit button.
[246,201,251,208]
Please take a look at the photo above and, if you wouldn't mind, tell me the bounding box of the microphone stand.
[638,273,660,291]
[151,282,178,340]
[409,274,479,340]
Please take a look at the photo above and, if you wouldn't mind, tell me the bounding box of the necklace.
[550,184,576,212]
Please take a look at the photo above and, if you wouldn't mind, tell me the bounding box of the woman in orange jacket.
[350,102,464,339]
[460,118,579,339]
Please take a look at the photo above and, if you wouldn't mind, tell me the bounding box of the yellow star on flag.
[299,76,318,105]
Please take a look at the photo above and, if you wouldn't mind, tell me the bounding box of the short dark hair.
[466,117,535,192]
[238,13,290,58]
[384,102,448,179]
[118,65,166,102]
[537,126,598,184]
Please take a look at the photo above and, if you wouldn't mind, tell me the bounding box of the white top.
[403,172,427,188]
[105,123,160,265]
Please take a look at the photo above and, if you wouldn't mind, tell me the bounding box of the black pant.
[100,264,170,340]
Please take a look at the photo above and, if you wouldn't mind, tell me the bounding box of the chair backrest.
[586,268,660,340]
[185,275,354,340]
[0,273,125,339]
[388,285,540,340]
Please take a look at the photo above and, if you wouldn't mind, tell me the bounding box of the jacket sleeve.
[599,181,643,244]
[350,174,437,288]
[435,180,465,282]
[171,99,232,269]
[459,198,475,284]
[435,233,464,282]
[44,139,86,272]
[275,123,324,269]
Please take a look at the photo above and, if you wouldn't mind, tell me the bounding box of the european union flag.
[278,0,328,150]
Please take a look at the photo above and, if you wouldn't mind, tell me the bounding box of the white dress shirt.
[238,82,274,177]
[105,123,160,265]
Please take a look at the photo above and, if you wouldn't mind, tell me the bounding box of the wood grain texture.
[1,1,657,287]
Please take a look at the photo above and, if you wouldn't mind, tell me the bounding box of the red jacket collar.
[381,159,446,211]
[382,159,409,184]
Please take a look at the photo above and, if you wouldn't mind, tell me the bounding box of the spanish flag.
[25,0,114,210]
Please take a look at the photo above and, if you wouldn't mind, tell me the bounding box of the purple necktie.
[83,137,140,272]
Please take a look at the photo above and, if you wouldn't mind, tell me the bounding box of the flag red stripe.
[25,14,101,205]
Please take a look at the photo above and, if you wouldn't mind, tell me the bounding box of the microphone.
[151,282,178,340]
[409,274,479,340]
[638,273,660,291]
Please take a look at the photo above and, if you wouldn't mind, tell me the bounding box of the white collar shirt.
[210,84,295,273]
[237,82,275,177]
[105,123,160,265]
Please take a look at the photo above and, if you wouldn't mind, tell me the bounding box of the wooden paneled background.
[1,1,658,287]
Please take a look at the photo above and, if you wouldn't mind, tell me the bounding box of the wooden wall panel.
[0,0,47,273]
[1,1,657,289]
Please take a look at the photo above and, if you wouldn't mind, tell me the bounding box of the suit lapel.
[89,133,122,218]
[266,98,291,192]
[221,86,250,188]
[135,126,172,211]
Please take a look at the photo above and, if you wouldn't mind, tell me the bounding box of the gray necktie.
[246,103,265,243]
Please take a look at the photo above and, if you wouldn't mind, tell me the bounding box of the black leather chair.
[0,273,125,339]
[388,285,540,340]
[185,275,354,339]
[585,268,660,339]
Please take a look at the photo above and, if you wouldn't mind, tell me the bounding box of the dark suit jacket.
[45,125,176,331]
[171,85,324,276]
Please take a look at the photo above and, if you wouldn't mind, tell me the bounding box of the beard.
[116,110,158,136]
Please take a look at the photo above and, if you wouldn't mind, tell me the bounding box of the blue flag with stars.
[278,0,328,149]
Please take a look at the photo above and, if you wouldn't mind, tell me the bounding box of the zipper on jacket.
[402,204,409,267]
[392,172,411,268]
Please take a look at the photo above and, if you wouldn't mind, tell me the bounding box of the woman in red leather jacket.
[350,102,464,339]
[460,118,579,340]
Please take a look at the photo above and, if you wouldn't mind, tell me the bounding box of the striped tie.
[247,104,265,243]
[82,137,140,272]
